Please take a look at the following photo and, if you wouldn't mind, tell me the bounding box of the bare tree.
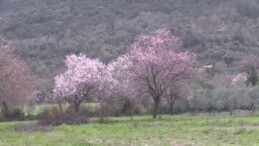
[0,39,33,112]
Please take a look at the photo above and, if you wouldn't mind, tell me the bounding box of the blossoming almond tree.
[53,29,201,118]
[107,54,136,98]
[106,55,139,120]
[0,39,33,112]
[128,29,201,118]
[53,54,106,112]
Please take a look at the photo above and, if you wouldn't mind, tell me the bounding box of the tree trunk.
[130,107,133,121]
[230,108,233,115]
[152,100,159,119]
[99,103,109,123]
[99,102,104,123]
[58,103,63,113]
[74,103,80,113]
[252,105,255,115]
[2,101,8,112]
[170,103,174,115]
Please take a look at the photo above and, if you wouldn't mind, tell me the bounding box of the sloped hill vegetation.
[0,0,259,91]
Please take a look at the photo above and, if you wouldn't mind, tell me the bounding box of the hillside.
[0,0,259,90]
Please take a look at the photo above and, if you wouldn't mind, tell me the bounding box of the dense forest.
[0,0,259,95]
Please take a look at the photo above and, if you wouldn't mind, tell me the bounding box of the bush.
[79,106,99,117]
[0,108,25,121]
[188,87,254,113]
[120,98,134,115]
[37,107,89,126]
[100,97,146,117]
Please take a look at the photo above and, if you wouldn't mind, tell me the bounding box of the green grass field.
[1,115,259,146]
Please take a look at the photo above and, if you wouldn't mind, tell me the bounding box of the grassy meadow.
[1,115,259,146]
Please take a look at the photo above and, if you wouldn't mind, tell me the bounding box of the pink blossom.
[53,54,107,111]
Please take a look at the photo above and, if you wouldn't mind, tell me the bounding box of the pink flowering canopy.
[53,54,106,105]
[52,29,202,116]
[107,54,137,98]
[129,29,199,96]
[127,29,202,118]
